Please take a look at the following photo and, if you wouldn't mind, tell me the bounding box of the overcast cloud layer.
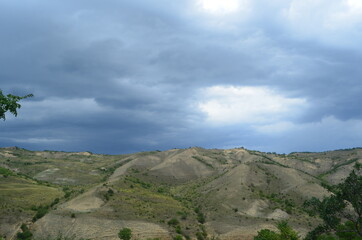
[1,0,362,154]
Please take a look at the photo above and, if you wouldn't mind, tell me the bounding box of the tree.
[0,89,33,120]
[16,224,33,240]
[118,228,132,240]
[304,163,362,240]
[254,229,280,240]
[254,221,300,240]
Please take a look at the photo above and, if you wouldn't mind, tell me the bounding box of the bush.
[118,228,132,240]
[50,198,60,207]
[64,191,71,198]
[194,207,200,213]
[168,218,180,227]
[254,229,280,240]
[196,232,205,240]
[0,167,14,177]
[177,211,187,220]
[316,235,337,240]
[254,221,299,240]
[17,224,33,240]
[174,235,183,240]
[199,225,207,239]
[197,212,205,224]
[32,205,49,222]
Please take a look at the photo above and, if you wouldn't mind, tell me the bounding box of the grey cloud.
[1,0,362,154]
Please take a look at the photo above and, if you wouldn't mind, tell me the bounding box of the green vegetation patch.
[108,178,188,222]
[0,176,63,210]
[0,148,130,186]
[0,166,15,177]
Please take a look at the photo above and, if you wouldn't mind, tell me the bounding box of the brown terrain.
[1,146,361,239]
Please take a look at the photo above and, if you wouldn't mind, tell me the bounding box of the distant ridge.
[1,146,362,239]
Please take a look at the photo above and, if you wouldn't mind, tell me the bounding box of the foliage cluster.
[194,207,205,224]
[32,205,49,222]
[196,225,208,240]
[0,89,33,120]
[118,228,132,240]
[0,166,15,177]
[254,163,362,240]
[17,224,33,240]
[254,221,299,240]
[168,218,180,227]
[304,163,362,239]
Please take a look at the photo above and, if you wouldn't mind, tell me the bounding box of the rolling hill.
[1,146,361,240]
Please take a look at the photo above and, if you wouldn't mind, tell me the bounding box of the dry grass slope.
[1,147,362,239]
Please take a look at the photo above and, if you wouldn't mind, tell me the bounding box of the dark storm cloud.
[1,0,362,153]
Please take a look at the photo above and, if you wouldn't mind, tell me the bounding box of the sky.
[1,0,362,154]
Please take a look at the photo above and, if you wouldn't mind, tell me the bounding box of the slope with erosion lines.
[2,147,362,240]
[32,148,225,239]
[33,148,217,239]
[34,213,171,240]
[185,160,327,239]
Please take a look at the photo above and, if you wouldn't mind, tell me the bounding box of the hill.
[1,146,361,240]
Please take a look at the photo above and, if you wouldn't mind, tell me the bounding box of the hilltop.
[1,146,362,240]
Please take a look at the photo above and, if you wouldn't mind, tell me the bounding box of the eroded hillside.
[1,146,362,240]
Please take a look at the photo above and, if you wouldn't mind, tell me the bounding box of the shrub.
[17,224,33,240]
[254,221,299,240]
[32,205,49,222]
[177,211,188,220]
[316,235,337,240]
[118,228,132,240]
[174,235,183,240]
[254,229,280,240]
[168,218,180,227]
[196,232,205,240]
[199,225,207,239]
[64,191,71,198]
[0,167,14,177]
[197,212,205,224]
[51,198,60,207]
